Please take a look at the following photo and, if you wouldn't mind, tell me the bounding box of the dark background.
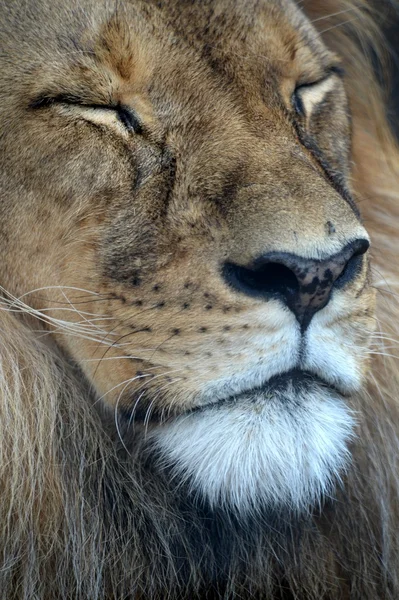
[384,10,399,135]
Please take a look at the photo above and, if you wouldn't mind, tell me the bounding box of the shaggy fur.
[1,0,399,598]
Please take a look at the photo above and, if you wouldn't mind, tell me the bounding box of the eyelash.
[116,105,143,134]
[30,94,143,134]
[292,88,306,115]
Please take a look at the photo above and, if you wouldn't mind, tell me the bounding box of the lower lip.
[121,370,343,424]
[191,369,342,415]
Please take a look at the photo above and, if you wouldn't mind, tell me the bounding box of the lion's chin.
[148,374,355,514]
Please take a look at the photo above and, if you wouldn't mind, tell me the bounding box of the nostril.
[223,262,299,301]
[334,239,369,290]
[334,253,364,289]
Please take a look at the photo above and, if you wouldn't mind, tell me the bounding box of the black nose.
[222,239,369,331]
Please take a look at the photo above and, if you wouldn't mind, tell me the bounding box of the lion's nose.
[223,239,369,331]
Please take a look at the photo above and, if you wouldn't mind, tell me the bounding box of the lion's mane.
[1,1,399,598]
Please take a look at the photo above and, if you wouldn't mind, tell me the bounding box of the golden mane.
[1,1,399,598]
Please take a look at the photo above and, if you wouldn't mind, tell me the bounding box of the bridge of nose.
[222,162,368,265]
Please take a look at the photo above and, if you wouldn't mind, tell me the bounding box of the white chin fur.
[149,383,355,514]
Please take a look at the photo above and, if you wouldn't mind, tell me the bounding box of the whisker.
[127,391,147,429]
[319,18,361,35]
[91,304,163,372]
[81,355,147,363]
[114,382,134,455]
[92,373,154,406]
[365,351,399,360]
[309,6,360,24]
[59,288,113,337]
[15,285,102,302]
[0,285,118,345]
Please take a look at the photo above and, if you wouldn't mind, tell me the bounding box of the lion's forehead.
[1,0,338,207]
[1,0,329,114]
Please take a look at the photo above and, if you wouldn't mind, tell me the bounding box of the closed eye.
[30,93,143,134]
[292,66,345,118]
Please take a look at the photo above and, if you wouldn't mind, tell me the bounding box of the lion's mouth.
[189,368,347,416]
[117,367,348,427]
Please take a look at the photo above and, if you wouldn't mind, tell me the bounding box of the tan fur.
[0,0,399,598]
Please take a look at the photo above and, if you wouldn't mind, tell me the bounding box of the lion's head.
[1,0,399,598]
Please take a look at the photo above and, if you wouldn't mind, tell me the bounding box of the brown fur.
[0,0,399,598]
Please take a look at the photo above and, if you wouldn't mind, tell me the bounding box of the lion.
[1,0,399,597]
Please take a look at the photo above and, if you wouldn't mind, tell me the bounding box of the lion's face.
[1,0,376,512]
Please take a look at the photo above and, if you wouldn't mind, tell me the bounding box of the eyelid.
[29,94,143,134]
[295,65,345,91]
